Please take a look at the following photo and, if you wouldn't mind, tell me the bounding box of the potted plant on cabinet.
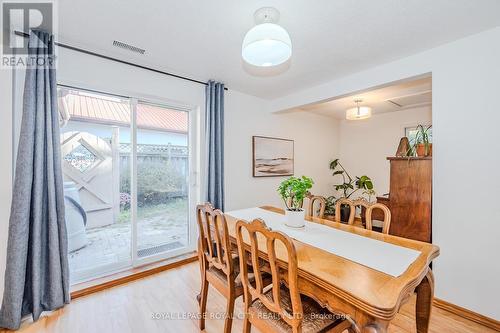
[414,125,432,157]
[406,125,432,157]
[329,159,374,222]
[277,176,313,228]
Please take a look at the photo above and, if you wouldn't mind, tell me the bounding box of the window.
[405,125,432,144]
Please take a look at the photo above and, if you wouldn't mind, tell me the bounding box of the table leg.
[351,316,389,333]
[362,324,388,333]
[415,270,434,333]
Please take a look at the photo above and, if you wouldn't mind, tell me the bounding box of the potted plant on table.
[277,176,313,228]
[329,159,374,222]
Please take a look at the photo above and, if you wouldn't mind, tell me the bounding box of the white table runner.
[225,208,420,277]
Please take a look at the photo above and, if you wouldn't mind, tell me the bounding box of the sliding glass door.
[58,86,196,283]
[134,101,190,262]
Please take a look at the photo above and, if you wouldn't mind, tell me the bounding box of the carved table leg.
[353,316,389,333]
[415,270,434,333]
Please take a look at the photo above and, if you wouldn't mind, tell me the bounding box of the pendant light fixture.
[346,99,372,120]
[242,7,292,67]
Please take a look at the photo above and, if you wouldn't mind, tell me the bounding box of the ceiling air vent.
[112,40,146,55]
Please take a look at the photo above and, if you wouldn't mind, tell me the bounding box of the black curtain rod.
[14,30,227,90]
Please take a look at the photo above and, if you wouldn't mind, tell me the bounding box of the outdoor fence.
[119,143,189,204]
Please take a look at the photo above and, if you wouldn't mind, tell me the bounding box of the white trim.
[188,105,201,250]
[57,79,195,114]
[131,98,139,265]
[132,98,199,266]
[70,261,131,285]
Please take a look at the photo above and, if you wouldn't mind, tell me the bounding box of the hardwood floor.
[3,262,496,333]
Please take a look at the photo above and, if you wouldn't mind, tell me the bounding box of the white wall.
[269,27,500,320]
[225,94,339,210]
[339,107,431,196]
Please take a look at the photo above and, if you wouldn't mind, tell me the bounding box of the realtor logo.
[1,1,55,67]
[2,2,53,54]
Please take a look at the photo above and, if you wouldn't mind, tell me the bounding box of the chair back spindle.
[306,194,326,218]
[335,198,356,224]
[364,202,392,234]
[236,219,303,331]
[334,198,391,234]
[196,203,234,276]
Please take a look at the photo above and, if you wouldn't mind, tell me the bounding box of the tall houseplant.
[277,176,313,227]
[329,159,374,222]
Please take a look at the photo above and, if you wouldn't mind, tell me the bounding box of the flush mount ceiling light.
[346,99,372,120]
[242,7,292,67]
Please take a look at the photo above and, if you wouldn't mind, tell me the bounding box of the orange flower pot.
[416,143,432,156]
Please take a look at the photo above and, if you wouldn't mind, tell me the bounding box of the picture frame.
[252,136,294,177]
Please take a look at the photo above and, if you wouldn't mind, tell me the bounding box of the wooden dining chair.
[236,218,351,333]
[354,198,392,234]
[287,193,325,218]
[334,198,356,224]
[306,193,326,219]
[335,198,392,234]
[196,203,241,333]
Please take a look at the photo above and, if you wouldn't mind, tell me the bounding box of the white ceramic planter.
[285,209,305,228]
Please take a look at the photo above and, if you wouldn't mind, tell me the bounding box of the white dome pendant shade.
[242,8,292,67]
[346,100,372,120]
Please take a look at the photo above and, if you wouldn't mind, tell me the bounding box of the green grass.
[117,197,188,224]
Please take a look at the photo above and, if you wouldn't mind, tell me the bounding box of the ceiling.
[301,77,432,119]
[56,0,500,99]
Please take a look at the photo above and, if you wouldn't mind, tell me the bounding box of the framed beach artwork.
[252,136,294,177]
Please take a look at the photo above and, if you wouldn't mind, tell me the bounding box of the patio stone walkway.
[69,205,188,278]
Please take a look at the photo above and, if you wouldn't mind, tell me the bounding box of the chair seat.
[249,287,349,333]
[208,255,270,291]
[208,265,248,289]
[372,219,384,228]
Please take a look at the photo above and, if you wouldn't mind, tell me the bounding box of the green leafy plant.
[329,159,374,199]
[121,161,185,207]
[277,176,314,211]
[407,125,432,156]
[324,196,337,216]
[363,189,377,202]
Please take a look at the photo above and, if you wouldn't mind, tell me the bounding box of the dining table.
[223,206,440,333]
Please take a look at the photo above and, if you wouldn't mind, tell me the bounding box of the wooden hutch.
[376,156,432,243]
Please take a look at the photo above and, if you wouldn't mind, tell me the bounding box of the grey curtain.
[205,81,225,211]
[0,30,70,330]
